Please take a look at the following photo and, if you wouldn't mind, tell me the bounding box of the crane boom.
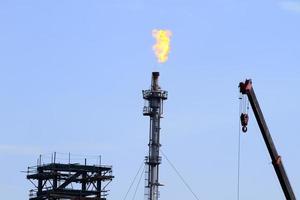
[239,79,296,200]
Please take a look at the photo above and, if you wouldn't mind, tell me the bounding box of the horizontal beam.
[36,163,112,173]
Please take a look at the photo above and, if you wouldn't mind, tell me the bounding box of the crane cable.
[237,92,250,200]
[237,93,243,200]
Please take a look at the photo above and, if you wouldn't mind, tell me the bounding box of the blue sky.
[0,0,299,199]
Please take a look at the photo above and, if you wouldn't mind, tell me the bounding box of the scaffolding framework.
[27,157,114,200]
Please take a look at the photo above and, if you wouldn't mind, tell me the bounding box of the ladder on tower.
[144,164,150,200]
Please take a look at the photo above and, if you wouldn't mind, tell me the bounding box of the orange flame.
[152,29,172,63]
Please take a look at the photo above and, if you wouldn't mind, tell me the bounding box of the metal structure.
[239,79,296,200]
[142,72,168,200]
[27,154,114,200]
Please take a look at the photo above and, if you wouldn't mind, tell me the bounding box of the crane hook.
[240,113,249,133]
[242,126,247,133]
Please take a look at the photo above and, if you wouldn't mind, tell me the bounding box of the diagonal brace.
[57,171,81,189]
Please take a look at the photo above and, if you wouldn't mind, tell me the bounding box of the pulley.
[240,113,249,133]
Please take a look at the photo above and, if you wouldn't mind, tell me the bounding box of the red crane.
[239,79,296,200]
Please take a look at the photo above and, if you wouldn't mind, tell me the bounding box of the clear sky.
[0,0,299,199]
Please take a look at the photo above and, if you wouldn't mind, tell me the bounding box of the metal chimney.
[142,72,168,200]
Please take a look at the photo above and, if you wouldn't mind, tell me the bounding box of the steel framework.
[27,158,114,200]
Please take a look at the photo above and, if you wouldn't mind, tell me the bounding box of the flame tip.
[152,29,172,63]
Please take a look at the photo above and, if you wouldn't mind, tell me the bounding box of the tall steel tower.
[142,72,168,200]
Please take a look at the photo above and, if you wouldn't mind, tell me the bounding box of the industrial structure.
[27,154,114,200]
[24,75,296,200]
[239,79,296,200]
[142,72,168,200]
